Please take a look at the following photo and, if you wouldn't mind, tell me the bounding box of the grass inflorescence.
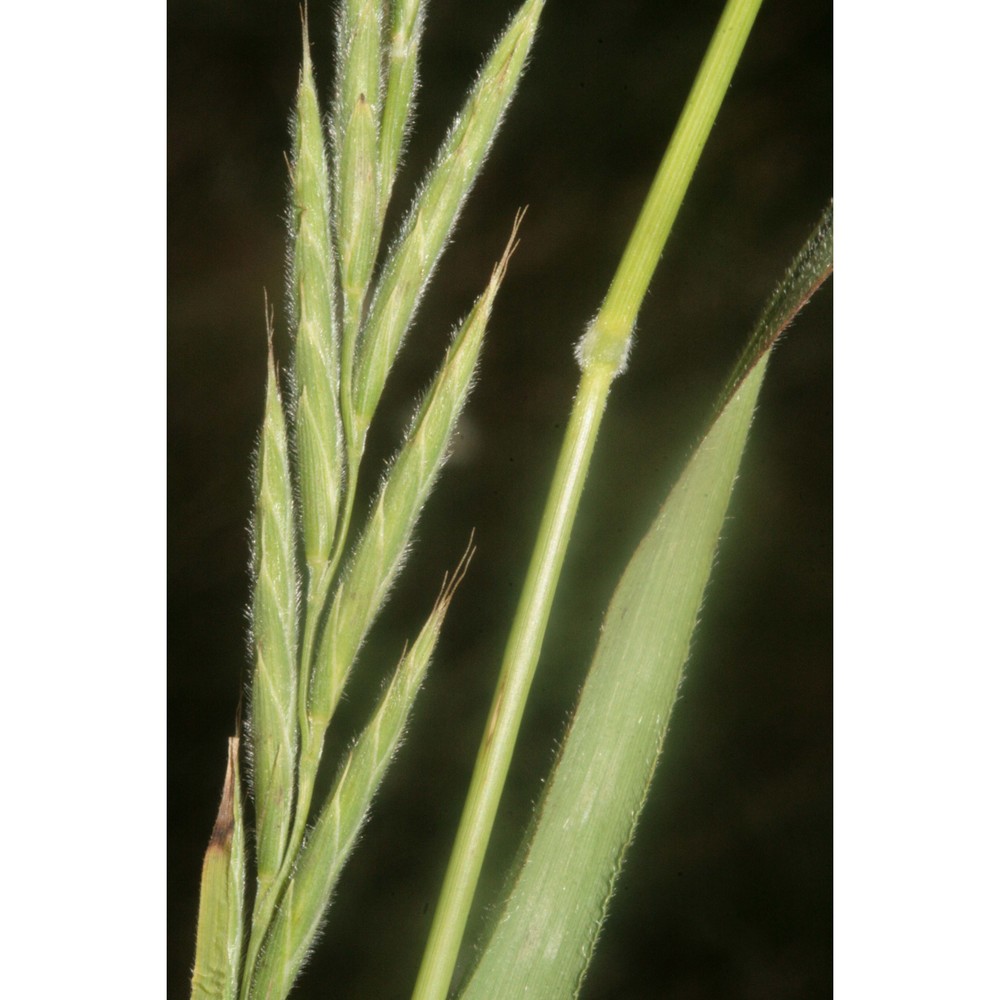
[190,4,541,999]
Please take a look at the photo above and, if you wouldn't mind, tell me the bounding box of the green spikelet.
[309,221,521,733]
[353,0,544,434]
[378,0,425,214]
[291,19,343,569]
[334,0,383,401]
[251,549,473,1000]
[249,337,299,894]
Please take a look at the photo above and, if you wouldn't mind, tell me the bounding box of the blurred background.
[169,0,831,996]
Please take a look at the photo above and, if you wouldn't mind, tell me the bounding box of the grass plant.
[181,1,831,997]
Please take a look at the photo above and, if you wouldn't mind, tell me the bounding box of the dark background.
[169,1,831,997]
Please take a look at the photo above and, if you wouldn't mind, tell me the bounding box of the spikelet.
[378,0,426,215]
[249,333,299,894]
[352,0,543,433]
[250,546,474,1000]
[290,18,343,569]
[334,0,383,396]
[309,219,522,732]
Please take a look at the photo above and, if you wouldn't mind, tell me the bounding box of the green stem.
[410,365,613,1000]
[410,2,763,998]
[600,0,763,341]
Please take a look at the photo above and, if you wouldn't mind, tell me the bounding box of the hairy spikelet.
[353,0,543,433]
[290,20,343,568]
[334,0,383,384]
[250,343,300,892]
[309,223,521,730]
[198,7,542,999]
[378,0,425,215]
[250,549,473,1000]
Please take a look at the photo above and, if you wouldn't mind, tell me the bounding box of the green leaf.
[191,739,245,1000]
[458,205,832,1000]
